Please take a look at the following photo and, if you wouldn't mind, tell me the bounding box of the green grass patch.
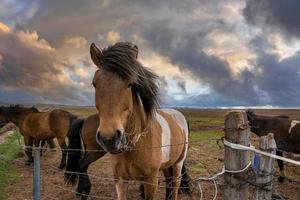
[187,116,223,126]
[190,130,223,141]
[0,132,23,200]
[190,162,206,174]
[186,116,224,131]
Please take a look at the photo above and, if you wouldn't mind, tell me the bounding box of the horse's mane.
[246,110,289,119]
[100,42,159,120]
[1,104,39,113]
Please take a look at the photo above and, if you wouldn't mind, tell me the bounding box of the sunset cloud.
[0,22,92,105]
[0,0,300,107]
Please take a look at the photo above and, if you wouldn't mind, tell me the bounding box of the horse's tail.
[64,118,84,185]
[180,120,191,195]
[67,114,79,138]
[180,163,191,195]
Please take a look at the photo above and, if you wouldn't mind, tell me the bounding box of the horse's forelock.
[100,42,159,119]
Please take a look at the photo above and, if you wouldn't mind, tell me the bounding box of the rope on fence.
[194,161,252,200]
[223,139,300,166]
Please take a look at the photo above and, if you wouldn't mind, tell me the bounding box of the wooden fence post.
[223,111,251,200]
[33,143,41,200]
[255,133,276,200]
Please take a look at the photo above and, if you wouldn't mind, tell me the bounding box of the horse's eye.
[128,83,132,88]
[92,82,96,88]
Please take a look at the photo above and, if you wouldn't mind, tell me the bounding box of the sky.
[0,0,300,107]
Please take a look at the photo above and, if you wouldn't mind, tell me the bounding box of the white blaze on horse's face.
[93,69,133,153]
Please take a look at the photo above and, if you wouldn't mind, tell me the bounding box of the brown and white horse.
[90,42,190,200]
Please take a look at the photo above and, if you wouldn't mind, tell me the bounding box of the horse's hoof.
[76,187,90,200]
[139,184,145,199]
[76,191,88,200]
[278,176,285,183]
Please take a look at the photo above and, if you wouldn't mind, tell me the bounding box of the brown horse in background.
[246,110,300,182]
[0,105,77,169]
[89,42,190,200]
[64,114,107,198]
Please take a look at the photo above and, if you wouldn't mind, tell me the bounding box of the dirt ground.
[3,109,300,199]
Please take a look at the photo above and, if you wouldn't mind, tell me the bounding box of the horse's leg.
[47,139,56,151]
[171,163,184,200]
[163,167,173,200]
[24,136,34,165]
[57,137,67,169]
[40,140,46,156]
[277,150,285,182]
[143,175,159,200]
[115,178,128,200]
[76,151,106,200]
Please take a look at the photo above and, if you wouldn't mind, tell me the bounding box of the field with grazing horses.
[0,107,299,199]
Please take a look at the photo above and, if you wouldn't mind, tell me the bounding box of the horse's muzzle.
[96,130,126,154]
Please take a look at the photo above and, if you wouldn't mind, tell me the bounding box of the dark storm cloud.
[0,26,88,105]
[1,0,300,107]
[249,36,300,106]
[243,0,300,38]
[6,0,255,107]
[174,77,187,94]
[141,19,258,105]
[19,0,140,45]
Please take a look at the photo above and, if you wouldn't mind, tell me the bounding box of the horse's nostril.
[116,129,123,139]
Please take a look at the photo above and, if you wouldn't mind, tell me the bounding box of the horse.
[65,114,190,200]
[64,114,106,197]
[246,110,300,182]
[0,105,77,169]
[88,42,190,200]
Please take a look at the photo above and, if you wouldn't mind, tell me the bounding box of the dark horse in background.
[246,110,300,182]
[65,113,190,200]
[0,105,77,169]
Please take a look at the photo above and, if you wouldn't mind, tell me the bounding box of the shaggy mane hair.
[100,42,159,120]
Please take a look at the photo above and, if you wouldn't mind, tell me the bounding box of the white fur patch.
[156,112,171,163]
[160,109,189,164]
[289,120,300,134]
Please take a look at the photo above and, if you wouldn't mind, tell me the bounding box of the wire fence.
[1,116,300,200]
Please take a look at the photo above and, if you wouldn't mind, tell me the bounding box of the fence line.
[2,141,298,200]
[2,111,300,200]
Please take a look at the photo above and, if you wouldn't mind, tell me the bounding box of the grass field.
[0,132,23,199]
[0,107,299,199]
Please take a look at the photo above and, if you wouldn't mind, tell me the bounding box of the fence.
[1,110,300,199]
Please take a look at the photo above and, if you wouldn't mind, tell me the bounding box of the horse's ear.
[32,106,39,112]
[131,43,138,59]
[90,43,103,68]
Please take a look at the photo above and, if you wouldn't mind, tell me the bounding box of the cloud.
[243,0,300,39]
[0,22,91,105]
[64,36,87,48]
[107,31,121,44]
[248,36,300,106]
[140,18,258,105]
[1,0,300,107]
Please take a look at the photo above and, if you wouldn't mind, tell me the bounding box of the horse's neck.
[254,117,275,135]
[127,97,148,133]
[8,112,30,128]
